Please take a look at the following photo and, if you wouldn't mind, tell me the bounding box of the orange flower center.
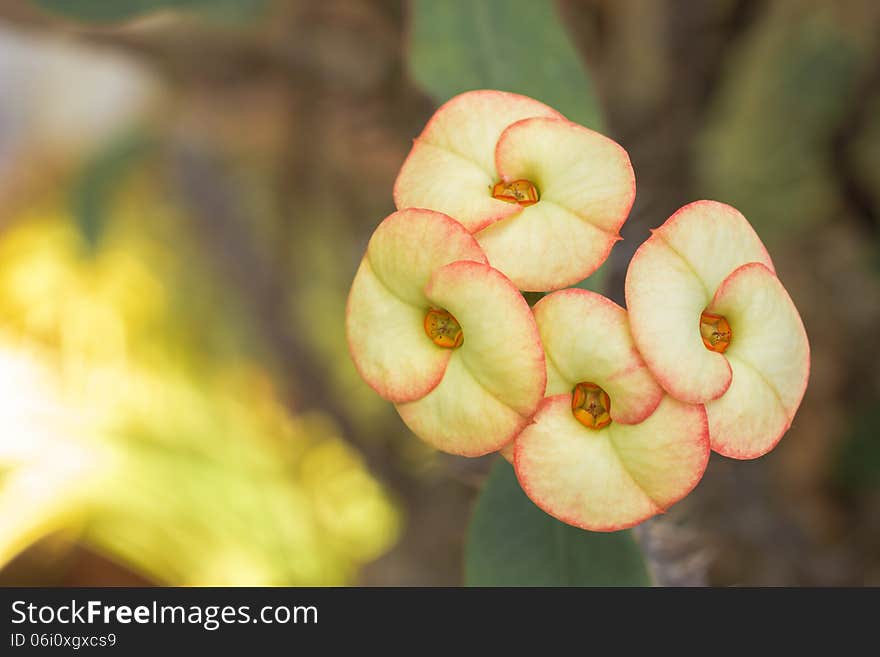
[491,179,539,206]
[571,382,612,430]
[700,311,732,353]
[424,308,464,349]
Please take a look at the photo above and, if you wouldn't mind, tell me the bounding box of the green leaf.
[33,0,268,23]
[465,459,651,586]
[834,404,880,491]
[573,258,610,293]
[71,131,155,253]
[409,0,602,129]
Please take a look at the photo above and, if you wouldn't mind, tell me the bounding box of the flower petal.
[392,143,519,233]
[396,355,531,457]
[652,200,775,293]
[346,209,487,403]
[514,395,709,531]
[705,358,789,460]
[608,397,710,510]
[495,117,635,235]
[625,233,732,403]
[365,208,487,306]
[625,201,773,404]
[705,262,810,458]
[476,200,620,292]
[533,289,663,424]
[475,116,634,291]
[347,260,451,402]
[393,90,562,233]
[396,260,546,456]
[426,260,546,416]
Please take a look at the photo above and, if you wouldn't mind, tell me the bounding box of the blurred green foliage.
[834,405,880,492]
[698,5,866,241]
[0,190,399,584]
[465,460,650,586]
[34,0,267,23]
[71,131,155,253]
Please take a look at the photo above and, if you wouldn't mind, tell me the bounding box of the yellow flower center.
[700,311,732,353]
[491,179,539,206]
[424,308,464,349]
[571,382,612,430]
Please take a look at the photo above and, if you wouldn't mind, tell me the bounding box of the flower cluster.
[346,91,810,531]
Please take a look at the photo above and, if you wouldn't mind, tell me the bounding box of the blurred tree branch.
[169,142,413,494]
[829,56,880,236]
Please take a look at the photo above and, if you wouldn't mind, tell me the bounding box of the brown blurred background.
[0,0,878,586]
